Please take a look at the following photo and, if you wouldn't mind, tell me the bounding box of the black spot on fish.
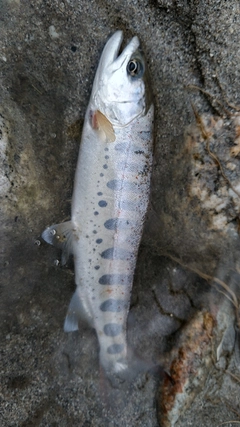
[104,147,109,151]
[134,150,144,155]
[103,164,108,169]
[103,323,122,337]
[107,179,137,192]
[98,200,107,208]
[100,173,104,177]
[101,247,133,260]
[105,155,109,159]
[100,299,126,312]
[99,274,130,285]
[94,211,99,216]
[94,265,100,270]
[97,192,103,196]
[107,344,125,354]
[93,230,97,234]
[96,238,103,244]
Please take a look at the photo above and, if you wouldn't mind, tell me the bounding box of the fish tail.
[98,334,128,375]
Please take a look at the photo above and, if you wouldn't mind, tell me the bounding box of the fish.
[42,30,154,375]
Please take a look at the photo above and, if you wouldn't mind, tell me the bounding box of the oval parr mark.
[116,161,140,173]
[98,274,130,285]
[98,200,107,208]
[100,299,126,312]
[139,130,151,141]
[104,218,135,231]
[101,247,133,260]
[107,179,138,192]
[107,343,125,354]
[103,323,122,337]
[114,142,145,152]
[117,199,138,211]
[114,143,126,152]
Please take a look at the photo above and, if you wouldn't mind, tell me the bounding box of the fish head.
[91,31,152,127]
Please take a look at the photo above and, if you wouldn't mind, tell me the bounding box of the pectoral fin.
[42,220,73,265]
[92,109,116,142]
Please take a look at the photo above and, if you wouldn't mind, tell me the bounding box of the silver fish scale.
[42,31,154,375]
[71,105,153,372]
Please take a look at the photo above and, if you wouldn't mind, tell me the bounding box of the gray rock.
[1,1,240,426]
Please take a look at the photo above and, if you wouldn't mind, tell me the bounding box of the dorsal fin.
[92,110,115,142]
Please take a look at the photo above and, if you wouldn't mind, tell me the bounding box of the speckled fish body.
[42,31,154,375]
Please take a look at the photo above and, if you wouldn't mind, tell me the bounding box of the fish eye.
[127,59,143,78]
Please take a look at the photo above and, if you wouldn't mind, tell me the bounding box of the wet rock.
[1,1,240,426]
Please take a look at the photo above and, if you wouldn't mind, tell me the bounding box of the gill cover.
[91,31,149,127]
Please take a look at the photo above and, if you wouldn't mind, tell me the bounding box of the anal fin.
[64,290,93,332]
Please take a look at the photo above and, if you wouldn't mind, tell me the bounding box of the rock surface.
[1,1,240,426]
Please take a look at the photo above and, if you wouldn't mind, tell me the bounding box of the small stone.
[49,25,60,39]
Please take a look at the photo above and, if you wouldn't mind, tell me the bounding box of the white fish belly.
[71,104,154,372]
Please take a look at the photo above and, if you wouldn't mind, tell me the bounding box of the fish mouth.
[99,31,140,72]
